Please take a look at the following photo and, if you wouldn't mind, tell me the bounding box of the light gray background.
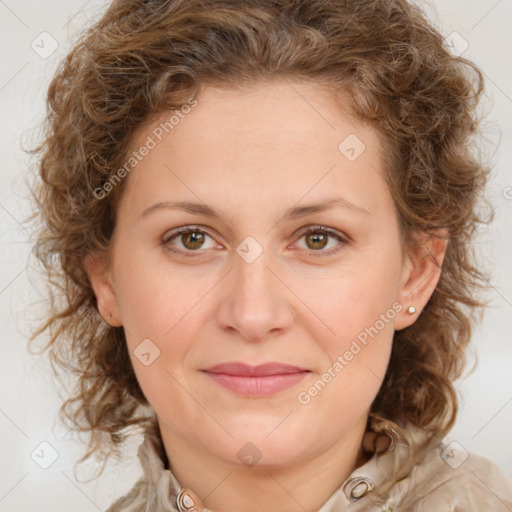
[1,1,511,510]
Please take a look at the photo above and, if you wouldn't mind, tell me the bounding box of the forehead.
[144,80,369,153]
[119,80,391,222]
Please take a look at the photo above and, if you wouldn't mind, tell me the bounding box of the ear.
[83,251,123,327]
[394,229,449,331]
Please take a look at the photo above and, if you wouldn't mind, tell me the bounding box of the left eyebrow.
[281,197,371,220]
[140,197,371,221]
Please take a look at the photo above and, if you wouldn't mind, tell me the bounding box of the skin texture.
[86,80,448,512]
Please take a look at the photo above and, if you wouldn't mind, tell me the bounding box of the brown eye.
[304,231,329,250]
[162,226,218,254]
[180,230,206,250]
[295,226,347,255]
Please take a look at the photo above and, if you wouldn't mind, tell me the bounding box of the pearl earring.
[407,306,416,315]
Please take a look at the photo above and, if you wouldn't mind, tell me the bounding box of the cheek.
[111,247,225,400]
[297,293,395,424]
[294,258,400,342]
[294,249,399,392]
[111,251,205,422]
[112,244,208,340]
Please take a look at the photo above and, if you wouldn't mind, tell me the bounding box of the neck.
[159,414,369,512]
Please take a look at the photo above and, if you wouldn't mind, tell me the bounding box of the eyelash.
[161,225,348,258]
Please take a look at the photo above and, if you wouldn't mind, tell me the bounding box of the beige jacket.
[106,414,512,512]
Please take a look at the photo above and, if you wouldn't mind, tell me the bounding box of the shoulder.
[105,476,148,512]
[401,442,512,511]
[350,415,512,512]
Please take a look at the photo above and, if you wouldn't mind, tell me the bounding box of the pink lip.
[201,362,310,397]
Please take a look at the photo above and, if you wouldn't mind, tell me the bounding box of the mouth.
[201,362,311,397]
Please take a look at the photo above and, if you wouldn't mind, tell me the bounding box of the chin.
[216,421,309,468]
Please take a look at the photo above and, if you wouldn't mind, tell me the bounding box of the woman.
[30,0,512,510]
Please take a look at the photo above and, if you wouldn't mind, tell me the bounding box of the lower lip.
[203,371,309,397]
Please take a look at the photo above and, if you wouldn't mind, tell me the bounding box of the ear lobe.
[395,229,449,331]
[83,252,123,327]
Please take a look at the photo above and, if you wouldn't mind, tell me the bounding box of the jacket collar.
[135,413,438,512]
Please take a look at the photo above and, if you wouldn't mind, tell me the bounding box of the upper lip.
[202,362,309,376]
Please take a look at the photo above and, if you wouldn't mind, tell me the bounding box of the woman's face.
[89,80,439,468]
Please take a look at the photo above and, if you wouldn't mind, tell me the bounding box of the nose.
[215,246,295,343]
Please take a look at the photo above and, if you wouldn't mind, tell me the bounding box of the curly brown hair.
[29,0,493,469]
